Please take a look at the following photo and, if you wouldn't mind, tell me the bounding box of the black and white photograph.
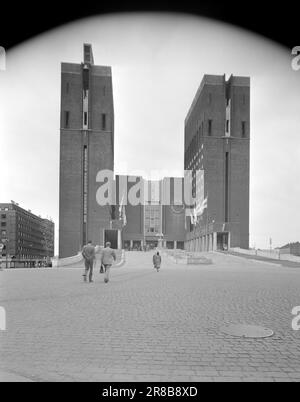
[0,1,300,387]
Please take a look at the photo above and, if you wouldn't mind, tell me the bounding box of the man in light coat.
[82,240,96,283]
[101,242,116,283]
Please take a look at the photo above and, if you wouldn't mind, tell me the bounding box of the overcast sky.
[0,12,299,253]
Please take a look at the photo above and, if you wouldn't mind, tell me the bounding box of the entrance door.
[217,232,229,251]
[104,229,118,249]
[132,240,141,250]
[146,240,158,250]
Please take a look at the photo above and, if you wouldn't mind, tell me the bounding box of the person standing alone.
[153,251,162,272]
[101,242,116,283]
[82,240,96,283]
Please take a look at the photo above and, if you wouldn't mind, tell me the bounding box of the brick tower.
[59,44,114,257]
[184,74,250,251]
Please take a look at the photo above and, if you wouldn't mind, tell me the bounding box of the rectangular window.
[64,111,70,128]
[84,112,88,127]
[242,121,246,137]
[101,113,106,130]
[1,214,6,219]
[225,152,229,222]
[208,120,212,136]
[1,222,6,227]
[226,119,229,133]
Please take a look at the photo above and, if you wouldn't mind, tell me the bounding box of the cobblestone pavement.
[0,251,300,382]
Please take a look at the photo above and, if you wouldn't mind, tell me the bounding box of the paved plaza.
[0,251,300,382]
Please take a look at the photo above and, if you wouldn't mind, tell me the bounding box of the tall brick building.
[184,74,250,251]
[59,44,114,257]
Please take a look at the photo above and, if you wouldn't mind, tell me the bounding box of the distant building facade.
[116,175,185,250]
[59,44,114,257]
[184,74,250,251]
[0,202,54,267]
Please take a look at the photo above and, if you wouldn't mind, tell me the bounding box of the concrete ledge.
[52,247,126,269]
[230,247,300,263]
[187,256,213,265]
[163,249,213,265]
[52,252,83,268]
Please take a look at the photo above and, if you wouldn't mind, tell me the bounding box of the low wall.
[52,247,125,268]
[230,247,300,263]
[162,249,212,265]
[52,252,83,268]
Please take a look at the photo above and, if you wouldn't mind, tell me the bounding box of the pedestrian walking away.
[82,240,96,283]
[153,251,161,272]
[101,242,116,283]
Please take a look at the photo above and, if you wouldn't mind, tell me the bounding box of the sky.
[0,12,299,253]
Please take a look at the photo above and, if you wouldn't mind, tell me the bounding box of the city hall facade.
[59,44,249,257]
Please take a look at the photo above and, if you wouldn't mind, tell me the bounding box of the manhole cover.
[221,324,274,338]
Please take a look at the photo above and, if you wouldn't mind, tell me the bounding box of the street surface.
[0,251,300,382]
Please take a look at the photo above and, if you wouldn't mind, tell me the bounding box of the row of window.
[226,94,247,106]
[185,119,247,166]
[145,213,160,219]
[225,120,247,137]
[0,220,48,233]
[208,93,246,106]
[17,215,44,224]
[63,111,107,130]
[65,82,107,97]
[146,228,159,233]
[17,226,46,236]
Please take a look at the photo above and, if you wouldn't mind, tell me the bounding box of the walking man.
[153,251,162,272]
[82,240,96,283]
[101,242,116,283]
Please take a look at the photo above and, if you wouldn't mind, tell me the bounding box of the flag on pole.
[119,194,127,227]
[195,196,208,217]
[190,196,208,225]
[122,204,127,226]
